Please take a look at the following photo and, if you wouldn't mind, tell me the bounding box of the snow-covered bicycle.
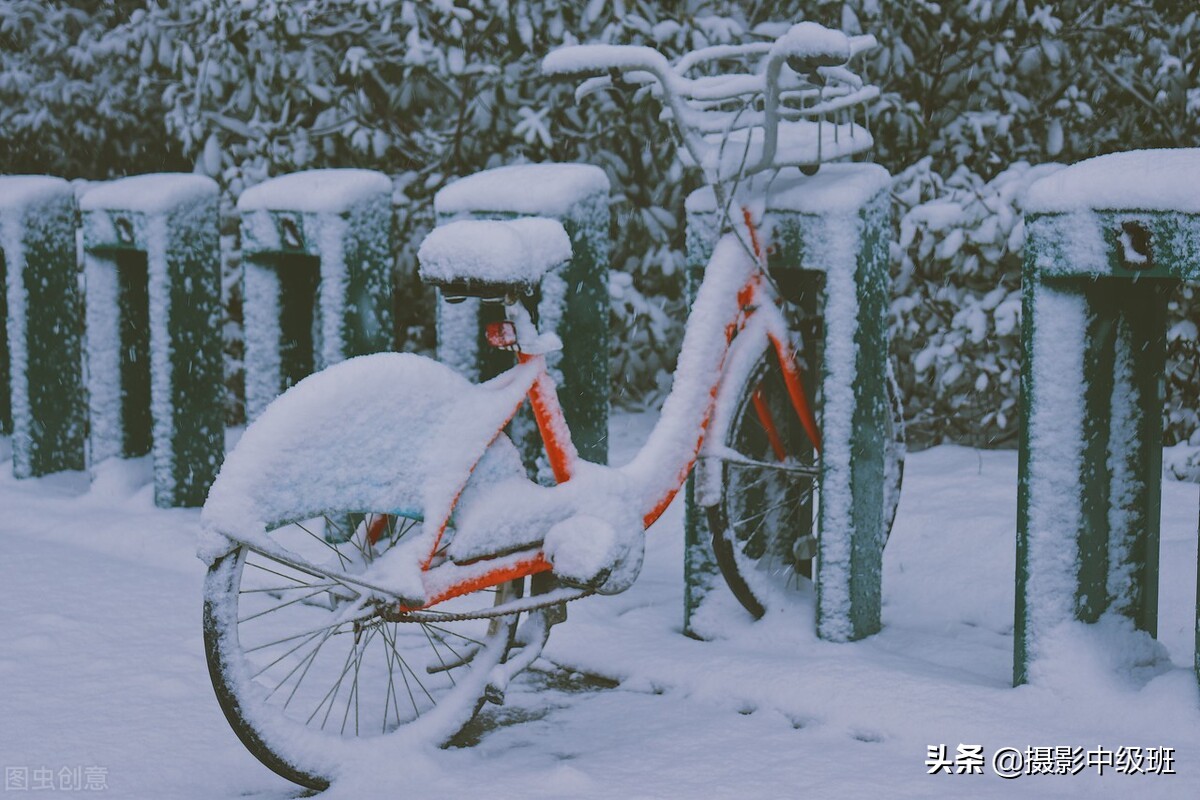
[200,21,903,790]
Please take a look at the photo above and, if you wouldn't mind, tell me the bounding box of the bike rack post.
[238,169,395,420]
[1015,150,1200,687]
[683,164,893,641]
[81,174,224,508]
[433,163,611,472]
[0,176,86,477]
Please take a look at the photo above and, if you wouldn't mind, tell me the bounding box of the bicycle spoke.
[252,627,326,681]
[244,615,360,653]
[396,649,438,707]
[265,623,336,700]
[425,623,473,670]
[240,581,339,595]
[327,513,371,565]
[293,520,350,570]
[341,628,371,736]
[420,624,458,686]
[213,521,519,760]
[381,623,428,718]
[382,624,401,732]
[311,629,371,729]
[282,625,340,709]
[245,558,324,585]
[383,626,438,707]
[239,586,336,624]
[419,621,488,649]
[391,516,419,547]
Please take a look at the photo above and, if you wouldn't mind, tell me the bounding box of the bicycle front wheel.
[203,513,522,791]
[707,349,904,618]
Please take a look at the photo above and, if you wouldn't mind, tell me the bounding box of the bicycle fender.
[199,353,533,566]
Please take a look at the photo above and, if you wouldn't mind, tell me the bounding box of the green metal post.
[238,169,395,419]
[683,165,893,641]
[81,174,224,508]
[1016,153,1200,686]
[0,177,86,477]
[432,164,611,475]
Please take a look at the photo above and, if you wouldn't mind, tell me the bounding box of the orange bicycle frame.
[395,227,821,611]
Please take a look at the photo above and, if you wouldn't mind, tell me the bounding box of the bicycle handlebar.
[541,22,878,190]
[542,44,674,79]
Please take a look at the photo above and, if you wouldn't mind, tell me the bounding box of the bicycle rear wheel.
[707,348,903,618]
[203,512,522,791]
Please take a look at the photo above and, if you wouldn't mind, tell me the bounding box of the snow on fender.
[543,514,643,596]
[198,352,530,565]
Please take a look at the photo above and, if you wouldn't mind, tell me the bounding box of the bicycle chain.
[388,587,596,623]
[238,537,596,624]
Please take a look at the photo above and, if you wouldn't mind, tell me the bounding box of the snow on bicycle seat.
[418,217,572,300]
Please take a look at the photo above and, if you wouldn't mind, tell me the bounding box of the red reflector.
[486,321,518,348]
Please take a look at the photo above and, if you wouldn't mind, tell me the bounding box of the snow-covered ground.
[3,413,1198,798]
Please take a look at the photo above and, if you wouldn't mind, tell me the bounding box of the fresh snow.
[3,418,1199,798]
[0,175,71,211]
[541,44,673,82]
[201,353,532,574]
[1106,320,1140,615]
[683,120,875,180]
[434,163,610,217]
[685,164,890,218]
[775,21,851,62]
[79,173,216,213]
[1022,286,1089,647]
[236,169,391,214]
[418,217,572,286]
[1023,148,1200,214]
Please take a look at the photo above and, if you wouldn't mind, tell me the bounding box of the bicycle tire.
[707,345,904,618]
[203,512,523,791]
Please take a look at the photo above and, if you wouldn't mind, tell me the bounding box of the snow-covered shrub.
[853,0,1200,178]
[144,0,749,407]
[890,160,1200,449]
[142,0,1197,437]
[0,1,187,178]
[5,1,1198,445]
[889,160,1057,447]
[1166,284,1200,447]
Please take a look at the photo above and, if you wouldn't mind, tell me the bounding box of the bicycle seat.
[418,217,572,301]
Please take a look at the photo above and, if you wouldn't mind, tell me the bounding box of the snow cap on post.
[80,173,216,213]
[1022,148,1200,214]
[0,175,73,210]
[237,168,392,214]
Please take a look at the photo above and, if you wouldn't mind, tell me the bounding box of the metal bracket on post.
[682,164,893,641]
[238,169,395,420]
[1015,149,1200,687]
[81,174,224,508]
[432,164,611,475]
[0,176,86,478]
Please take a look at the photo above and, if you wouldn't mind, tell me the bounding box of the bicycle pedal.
[483,683,506,706]
[792,534,817,561]
[544,602,568,627]
[556,567,611,593]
